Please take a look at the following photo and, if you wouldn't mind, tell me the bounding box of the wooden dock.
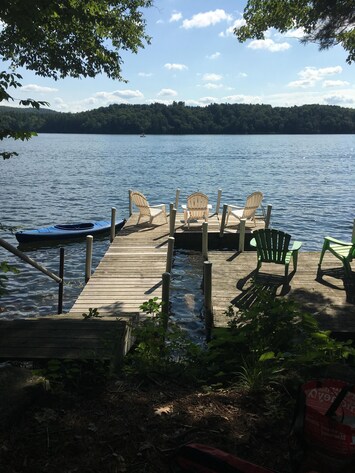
[209,250,355,336]
[70,213,170,317]
[0,209,353,362]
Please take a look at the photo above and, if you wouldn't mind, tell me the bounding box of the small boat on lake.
[15,219,126,243]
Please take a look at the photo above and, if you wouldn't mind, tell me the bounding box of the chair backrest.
[253,229,291,264]
[131,191,151,217]
[187,192,209,219]
[242,191,263,219]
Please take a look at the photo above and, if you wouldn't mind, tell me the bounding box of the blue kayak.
[15,219,126,243]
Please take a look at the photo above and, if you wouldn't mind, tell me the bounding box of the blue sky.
[10,0,355,112]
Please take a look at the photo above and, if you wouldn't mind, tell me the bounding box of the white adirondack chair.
[131,191,167,225]
[182,192,211,229]
[226,191,263,226]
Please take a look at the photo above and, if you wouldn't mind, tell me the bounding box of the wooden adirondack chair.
[250,229,302,281]
[130,191,167,225]
[182,192,211,229]
[318,236,355,278]
[226,191,263,226]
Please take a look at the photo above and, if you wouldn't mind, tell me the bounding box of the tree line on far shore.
[1,102,355,135]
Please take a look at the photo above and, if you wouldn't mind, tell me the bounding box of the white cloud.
[202,73,222,82]
[54,88,145,112]
[21,84,58,93]
[219,18,246,37]
[288,66,343,88]
[157,88,178,97]
[206,52,221,60]
[52,97,67,110]
[199,96,218,104]
[51,96,99,113]
[223,94,261,104]
[185,99,202,106]
[182,9,232,29]
[258,89,355,108]
[113,89,144,99]
[323,94,355,106]
[248,38,291,52]
[164,63,188,71]
[170,11,182,23]
[203,83,223,90]
[94,89,144,101]
[138,72,153,77]
[237,72,248,78]
[116,90,144,98]
[286,28,305,39]
[298,66,342,80]
[288,79,315,89]
[323,80,350,88]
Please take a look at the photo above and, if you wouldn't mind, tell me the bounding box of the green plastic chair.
[250,229,302,281]
[318,236,355,278]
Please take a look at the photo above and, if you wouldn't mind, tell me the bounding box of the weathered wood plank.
[70,215,171,317]
[0,317,136,362]
[208,250,355,334]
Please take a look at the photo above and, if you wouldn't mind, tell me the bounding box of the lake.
[1,134,354,327]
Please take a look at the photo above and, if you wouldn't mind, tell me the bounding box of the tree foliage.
[0,71,48,159]
[1,101,354,135]
[0,0,152,159]
[0,0,152,80]
[236,0,355,64]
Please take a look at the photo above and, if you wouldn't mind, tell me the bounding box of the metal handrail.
[0,237,64,313]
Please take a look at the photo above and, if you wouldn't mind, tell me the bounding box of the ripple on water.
[1,134,354,324]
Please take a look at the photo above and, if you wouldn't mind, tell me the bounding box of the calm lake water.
[1,134,354,330]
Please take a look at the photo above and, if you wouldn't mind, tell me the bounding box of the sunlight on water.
[1,134,354,328]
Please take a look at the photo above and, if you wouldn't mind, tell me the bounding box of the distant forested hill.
[0,102,354,134]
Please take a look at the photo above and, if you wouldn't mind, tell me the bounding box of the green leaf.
[259,351,275,362]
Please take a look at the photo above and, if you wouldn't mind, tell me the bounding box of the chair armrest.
[227,204,242,211]
[181,204,187,210]
[324,236,352,246]
[150,204,165,209]
[250,238,256,248]
[291,241,302,251]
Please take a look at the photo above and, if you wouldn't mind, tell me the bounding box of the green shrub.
[123,297,202,382]
[205,287,355,391]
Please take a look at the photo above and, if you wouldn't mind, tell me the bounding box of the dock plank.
[208,250,355,335]
[70,213,170,317]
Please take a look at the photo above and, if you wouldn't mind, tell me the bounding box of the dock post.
[238,218,246,252]
[169,202,174,217]
[219,204,228,237]
[169,207,176,237]
[85,235,93,283]
[110,207,116,243]
[203,261,213,342]
[265,204,272,229]
[175,188,180,210]
[129,189,133,217]
[162,272,171,331]
[202,222,208,261]
[166,236,175,273]
[58,247,64,314]
[352,218,355,242]
[216,189,222,217]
